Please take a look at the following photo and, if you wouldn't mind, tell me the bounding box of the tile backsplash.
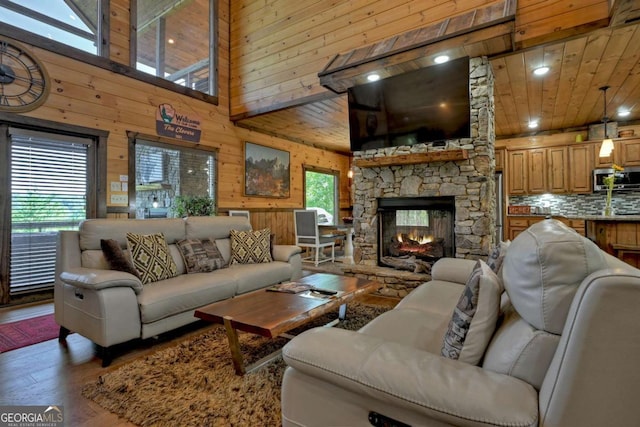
[509,192,640,216]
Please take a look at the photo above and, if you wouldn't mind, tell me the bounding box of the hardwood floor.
[0,271,398,426]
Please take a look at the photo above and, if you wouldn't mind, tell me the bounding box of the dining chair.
[293,209,340,266]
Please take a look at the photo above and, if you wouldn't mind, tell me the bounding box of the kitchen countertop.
[508,214,640,221]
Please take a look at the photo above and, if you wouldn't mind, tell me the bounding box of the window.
[304,168,338,226]
[3,128,96,298]
[0,0,102,55]
[132,138,217,219]
[135,0,216,95]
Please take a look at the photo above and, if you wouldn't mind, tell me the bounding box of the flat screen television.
[348,56,470,152]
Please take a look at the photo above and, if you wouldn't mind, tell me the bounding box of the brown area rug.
[82,302,390,426]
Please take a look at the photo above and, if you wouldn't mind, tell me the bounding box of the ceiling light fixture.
[618,109,631,117]
[528,120,538,129]
[168,38,175,44]
[599,85,614,158]
[434,55,450,64]
[367,73,380,82]
[533,66,550,76]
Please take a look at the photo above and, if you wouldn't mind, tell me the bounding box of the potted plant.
[172,195,215,217]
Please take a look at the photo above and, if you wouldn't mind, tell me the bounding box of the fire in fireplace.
[377,196,455,272]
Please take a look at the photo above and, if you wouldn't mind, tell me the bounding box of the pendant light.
[599,85,614,157]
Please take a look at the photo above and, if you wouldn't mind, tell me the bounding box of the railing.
[10,220,80,294]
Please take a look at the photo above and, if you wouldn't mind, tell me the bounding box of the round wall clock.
[0,38,50,112]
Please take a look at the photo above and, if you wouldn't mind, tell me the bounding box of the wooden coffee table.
[194,273,381,375]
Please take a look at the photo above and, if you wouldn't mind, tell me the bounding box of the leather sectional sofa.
[55,215,302,366]
[282,219,640,426]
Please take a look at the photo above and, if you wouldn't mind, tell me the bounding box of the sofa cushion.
[100,239,140,277]
[230,228,273,265]
[487,240,510,276]
[136,271,238,324]
[441,260,502,365]
[176,238,225,273]
[127,232,179,285]
[502,219,607,334]
[229,261,294,294]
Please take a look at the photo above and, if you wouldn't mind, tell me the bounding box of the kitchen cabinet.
[548,146,569,193]
[594,138,640,167]
[507,147,569,195]
[507,150,527,195]
[495,147,505,171]
[568,144,593,193]
[507,216,585,240]
[586,219,640,268]
[528,149,547,194]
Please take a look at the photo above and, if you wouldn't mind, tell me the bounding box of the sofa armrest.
[431,258,478,284]
[272,245,302,263]
[60,267,144,294]
[283,328,538,427]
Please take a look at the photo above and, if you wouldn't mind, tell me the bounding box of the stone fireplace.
[377,196,455,270]
[350,57,496,275]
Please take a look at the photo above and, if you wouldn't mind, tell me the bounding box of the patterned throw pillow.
[176,238,226,273]
[100,239,140,278]
[486,240,510,274]
[126,232,178,285]
[230,228,273,265]
[441,260,503,365]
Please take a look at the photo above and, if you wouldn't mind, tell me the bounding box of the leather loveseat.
[55,215,302,366]
[281,219,640,426]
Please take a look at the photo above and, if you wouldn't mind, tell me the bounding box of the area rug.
[0,313,59,353]
[82,302,390,427]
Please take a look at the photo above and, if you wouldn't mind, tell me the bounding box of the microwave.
[593,166,640,192]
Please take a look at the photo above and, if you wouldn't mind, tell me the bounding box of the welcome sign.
[155,103,202,143]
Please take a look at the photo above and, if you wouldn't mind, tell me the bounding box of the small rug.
[0,313,59,353]
[82,302,389,427]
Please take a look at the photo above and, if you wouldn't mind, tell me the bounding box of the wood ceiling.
[235,1,640,154]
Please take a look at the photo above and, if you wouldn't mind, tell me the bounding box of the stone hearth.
[347,57,497,295]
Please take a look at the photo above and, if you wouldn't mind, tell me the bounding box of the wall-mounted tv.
[348,56,470,152]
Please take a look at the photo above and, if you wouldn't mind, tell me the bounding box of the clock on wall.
[0,38,50,112]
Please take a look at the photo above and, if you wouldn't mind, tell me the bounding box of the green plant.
[172,196,215,217]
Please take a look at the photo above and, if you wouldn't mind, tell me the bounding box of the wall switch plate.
[111,194,128,204]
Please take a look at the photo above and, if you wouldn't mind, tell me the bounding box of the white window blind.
[10,129,89,294]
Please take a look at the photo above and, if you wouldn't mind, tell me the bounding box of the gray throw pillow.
[176,238,226,273]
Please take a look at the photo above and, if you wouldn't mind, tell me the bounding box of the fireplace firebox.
[377,197,455,270]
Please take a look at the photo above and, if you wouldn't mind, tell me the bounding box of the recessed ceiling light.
[618,109,631,117]
[528,120,539,129]
[434,55,450,64]
[367,73,380,82]
[533,66,550,76]
[168,38,175,44]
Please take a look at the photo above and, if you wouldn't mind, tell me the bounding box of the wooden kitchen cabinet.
[495,147,505,171]
[507,150,527,195]
[507,216,586,240]
[548,146,569,193]
[507,147,569,195]
[594,138,640,167]
[569,144,593,193]
[528,149,548,194]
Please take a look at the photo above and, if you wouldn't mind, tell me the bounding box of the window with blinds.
[134,140,216,219]
[10,129,91,294]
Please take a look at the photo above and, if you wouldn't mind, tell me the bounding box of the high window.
[132,138,217,218]
[0,126,98,303]
[0,0,103,55]
[135,0,216,96]
[304,167,338,226]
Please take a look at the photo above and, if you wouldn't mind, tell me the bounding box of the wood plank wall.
[11,0,349,245]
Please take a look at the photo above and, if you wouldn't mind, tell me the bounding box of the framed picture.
[244,142,290,198]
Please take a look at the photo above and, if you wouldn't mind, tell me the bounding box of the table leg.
[339,303,347,320]
[223,316,245,375]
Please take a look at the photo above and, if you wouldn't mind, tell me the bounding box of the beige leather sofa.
[282,219,640,426]
[55,216,302,366]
